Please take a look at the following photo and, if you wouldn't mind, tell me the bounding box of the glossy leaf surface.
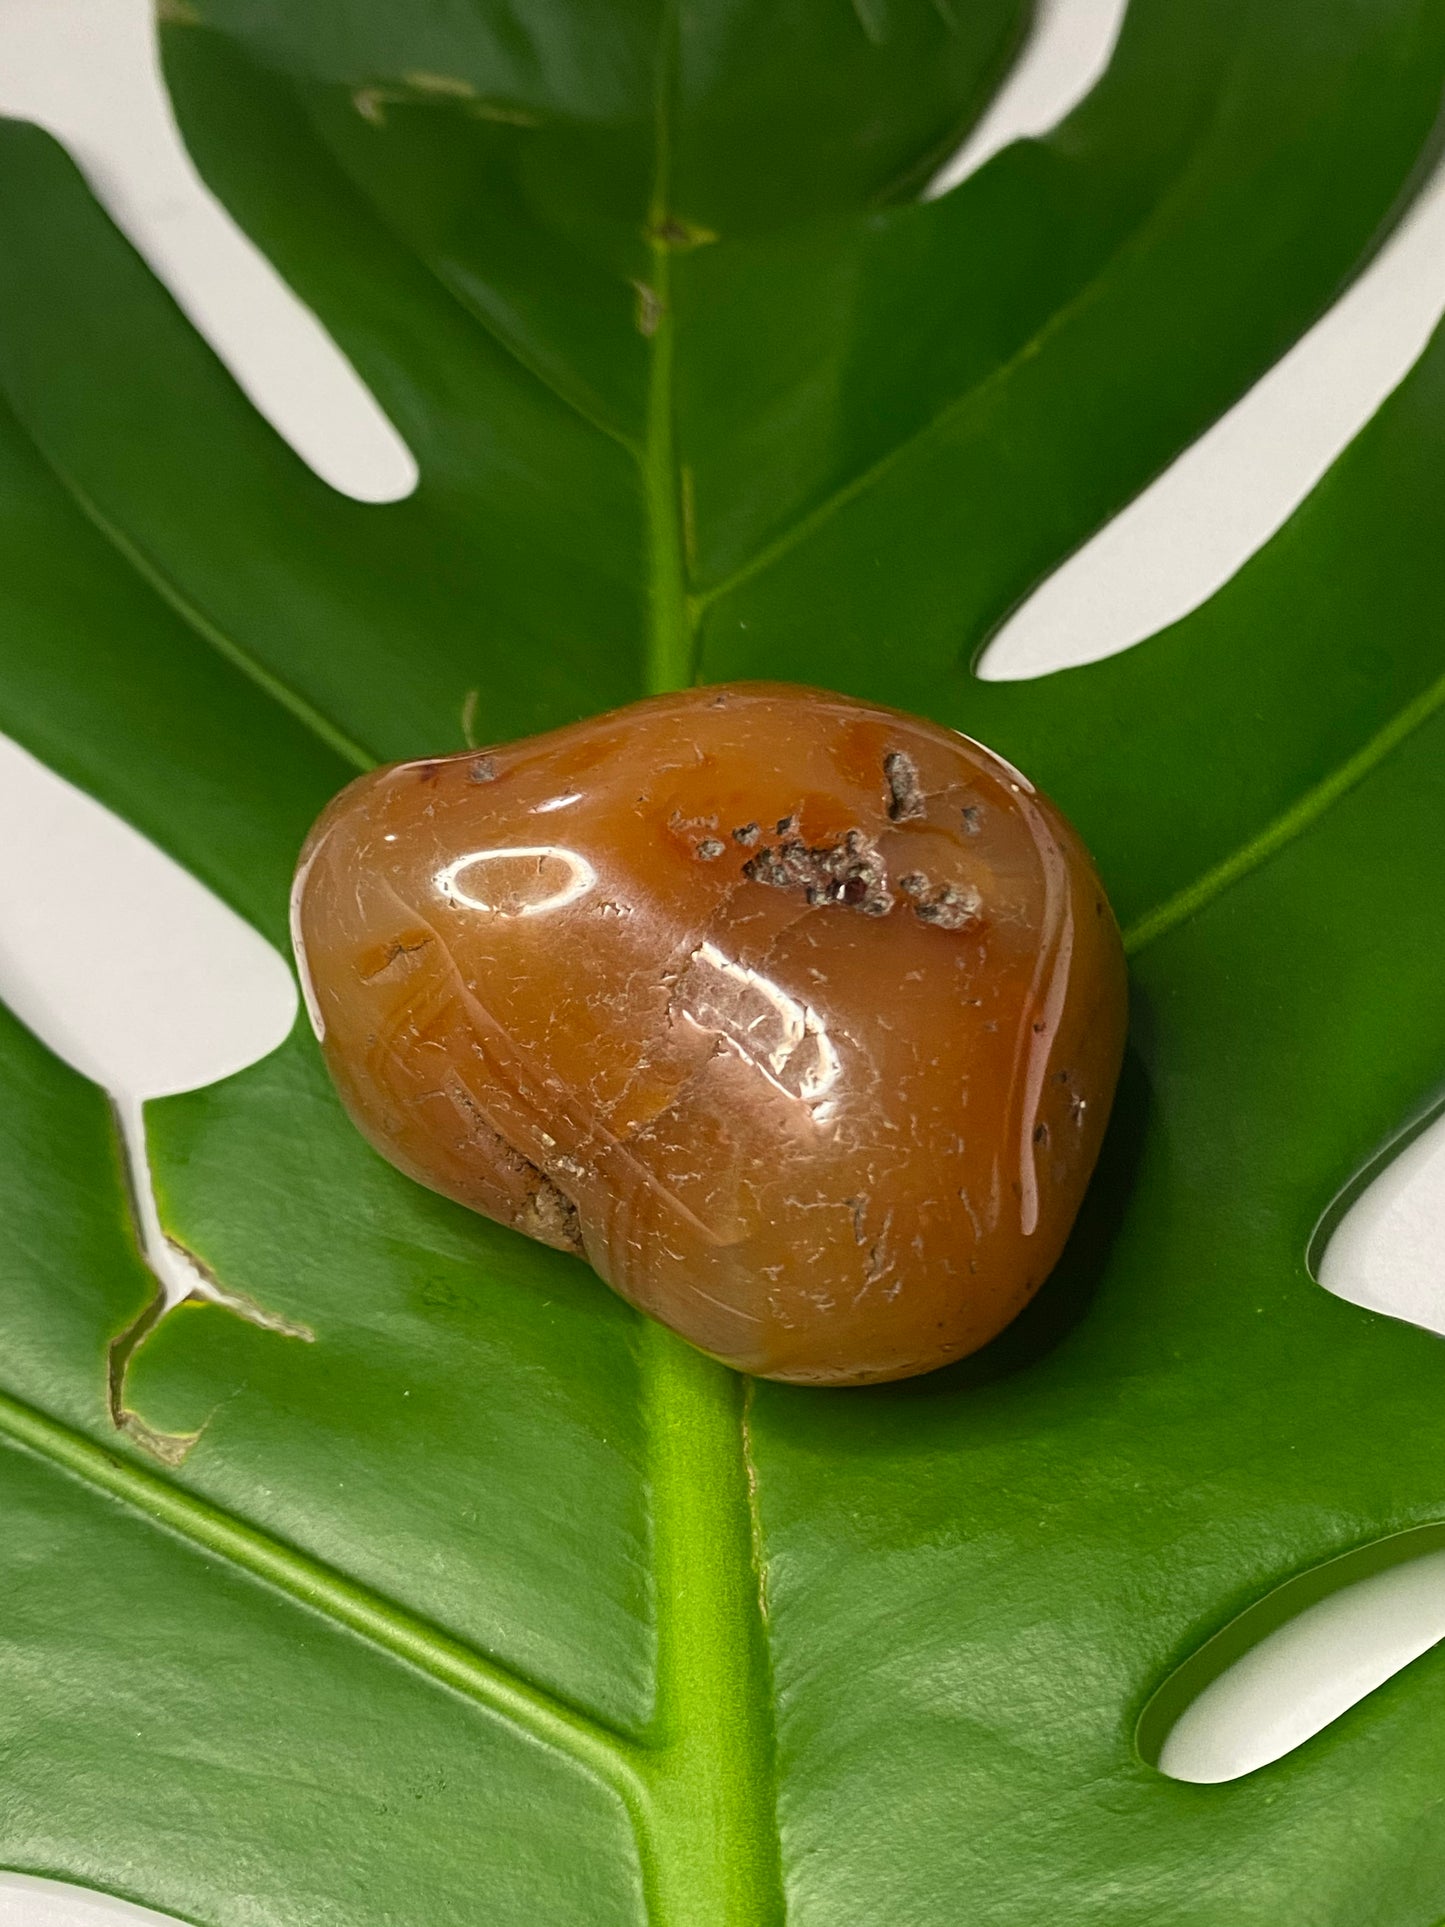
[0,2,1444,1921]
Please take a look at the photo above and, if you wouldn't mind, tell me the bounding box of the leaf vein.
[295,127,641,457]
[10,420,376,773]
[692,65,1244,612]
[1123,660,1445,954]
[0,1382,650,1806]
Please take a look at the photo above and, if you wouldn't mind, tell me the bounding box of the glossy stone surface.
[291,684,1127,1384]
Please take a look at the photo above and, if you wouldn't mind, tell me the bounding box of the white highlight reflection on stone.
[0,1877,186,1927]
[1159,1549,1445,1784]
[435,846,597,918]
[0,0,417,504]
[681,942,841,1112]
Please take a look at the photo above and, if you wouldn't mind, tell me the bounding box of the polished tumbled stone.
[292,683,1127,1384]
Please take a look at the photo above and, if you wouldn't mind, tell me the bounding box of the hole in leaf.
[0,0,418,504]
[1141,1526,1445,1784]
[0,733,296,1328]
[0,734,295,1101]
[978,149,1445,681]
[928,0,1128,196]
[0,1874,188,1926]
[1311,1096,1445,1336]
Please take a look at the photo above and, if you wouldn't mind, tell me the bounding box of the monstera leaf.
[0,2,1444,1921]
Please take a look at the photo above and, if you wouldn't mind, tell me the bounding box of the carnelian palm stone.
[292,682,1127,1385]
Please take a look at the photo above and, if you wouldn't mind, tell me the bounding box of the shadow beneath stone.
[857,1042,1153,1404]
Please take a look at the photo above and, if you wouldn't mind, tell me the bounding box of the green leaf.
[0,3,1443,1921]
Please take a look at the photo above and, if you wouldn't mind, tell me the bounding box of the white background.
[0,0,1444,1917]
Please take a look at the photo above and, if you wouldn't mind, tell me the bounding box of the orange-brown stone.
[291,683,1127,1384]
